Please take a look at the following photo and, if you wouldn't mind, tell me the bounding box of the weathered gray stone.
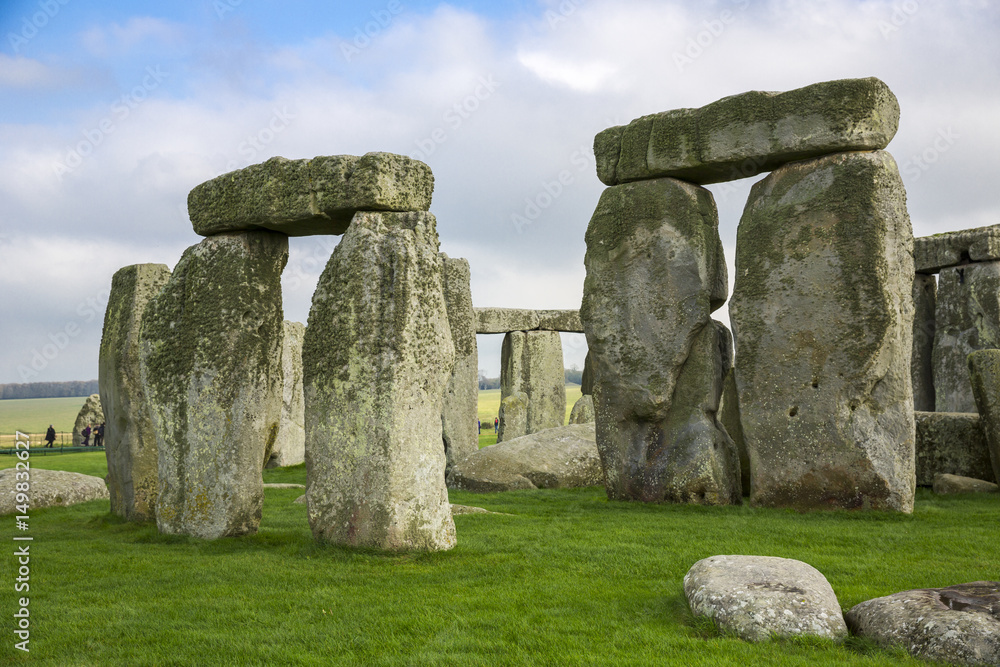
[263,483,305,489]
[569,394,594,424]
[303,211,456,552]
[266,321,305,469]
[596,77,899,186]
[846,582,1000,666]
[140,231,287,539]
[441,255,479,476]
[915,224,1000,273]
[0,468,108,515]
[933,262,1000,413]
[915,412,995,486]
[581,177,740,504]
[536,310,583,332]
[72,394,104,447]
[497,391,528,443]
[730,150,915,512]
[967,349,1000,482]
[718,368,750,497]
[684,555,849,643]
[933,473,998,494]
[581,351,594,395]
[449,423,602,492]
[473,308,584,334]
[99,263,171,521]
[499,330,566,439]
[189,152,434,237]
[912,274,937,412]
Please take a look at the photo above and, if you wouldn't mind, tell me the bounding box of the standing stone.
[303,211,456,552]
[967,349,1000,483]
[581,177,740,504]
[730,150,915,512]
[933,262,1000,413]
[140,231,287,539]
[498,330,565,441]
[915,411,995,485]
[440,254,479,476]
[568,394,594,424]
[718,369,750,498]
[266,321,305,468]
[99,263,171,521]
[72,394,104,447]
[912,274,937,412]
[497,391,529,443]
[581,351,594,395]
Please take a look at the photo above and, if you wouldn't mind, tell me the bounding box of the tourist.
[477,419,481,434]
[45,425,56,448]
[95,422,105,448]
[494,417,498,433]
[82,424,92,447]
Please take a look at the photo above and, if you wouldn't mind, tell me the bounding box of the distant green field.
[0,396,88,434]
[476,385,583,447]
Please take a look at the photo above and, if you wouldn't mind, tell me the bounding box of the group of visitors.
[476,418,500,434]
[42,422,106,447]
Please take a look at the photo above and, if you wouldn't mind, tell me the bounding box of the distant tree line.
[0,380,99,400]
[478,369,581,390]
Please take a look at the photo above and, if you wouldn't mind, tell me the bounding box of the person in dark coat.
[94,423,105,448]
[45,425,56,448]
[82,424,92,447]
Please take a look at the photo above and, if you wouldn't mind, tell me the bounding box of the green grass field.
[476,385,583,447]
[0,396,87,434]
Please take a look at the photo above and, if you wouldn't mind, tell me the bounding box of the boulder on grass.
[684,555,848,643]
[449,423,602,492]
[0,469,108,515]
[932,473,998,495]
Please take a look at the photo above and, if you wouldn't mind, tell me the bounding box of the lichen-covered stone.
[967,349,1000,483]
[846,582,1000,666]
[914,224,1000,273]
[140,231,287,539]
[473,308,584,333]
[569,394,594,424]
[915,411,995,486]
[912,274,937,412]
[441,254,479,477]
[450,423,602,492]
[596,77,899,186]
[303,211,456,552]
[718,368,750,498]
[536,310,583,332]
[266,321,305,468]
[189,152,434,237]
[0,468,109,515]
[497,391,528,443]
[933,473,998,494]
[730,150,915,512]
[581,351,594,395]
[99,263,171,521]
[934,263,1000,413]
[499,330,566,440]
[581,177,740,504]
[72,394,104,447]
[684,555,849,643]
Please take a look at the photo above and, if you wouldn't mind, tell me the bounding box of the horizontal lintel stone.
[475,308,583,333]
[914,224,1000,273]
[188,152,433,237]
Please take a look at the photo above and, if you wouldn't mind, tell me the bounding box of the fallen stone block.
[0,469,108,515]
[932,473,998,494]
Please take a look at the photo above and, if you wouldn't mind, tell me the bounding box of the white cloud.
[80,17,185,57]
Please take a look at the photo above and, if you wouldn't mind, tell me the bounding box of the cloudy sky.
[1,0,997,384]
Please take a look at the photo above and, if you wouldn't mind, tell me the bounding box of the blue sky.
[2,0,999,384]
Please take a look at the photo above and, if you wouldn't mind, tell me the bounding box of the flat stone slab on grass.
[595,77,899,186]
[449,423,602,492]
[846,582,1000,666]
[474,308,583,333]
[932,473,998,494]
[914,224,1000,274]
[189,152,433,237]
[0,469,108,515]
[915,412,995,486]
[684,555,848,643]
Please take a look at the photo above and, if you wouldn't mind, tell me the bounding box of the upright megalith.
[498,330,565,442]
[933,262,1000,413]
[266,321,305,468]
[440,254,479,476]
[72,394,104,446]
[99,263,171,521]
[730,150,915,512]
[912,274,937,412]
[967,350,1000,483]
[303,211,456,552]
[140,231,287,539]
[581,177,740,504]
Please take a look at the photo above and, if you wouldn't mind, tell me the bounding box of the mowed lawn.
[0,396,89,448]
[477,384,583,447]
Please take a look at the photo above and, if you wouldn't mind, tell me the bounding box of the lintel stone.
[914,224,1000,274]
[475,307,583,333]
